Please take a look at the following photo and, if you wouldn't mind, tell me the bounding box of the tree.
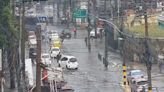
[0,1,19,89]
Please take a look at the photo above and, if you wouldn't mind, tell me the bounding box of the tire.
[66,65,69,69]
[127,80,129,85]
[58,64,61,67]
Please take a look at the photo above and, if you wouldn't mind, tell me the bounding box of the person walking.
[56,52,62,63]
[72,27,77,38]
[85,37,88,46]
[159,61,163,73]
[60,31,65,43]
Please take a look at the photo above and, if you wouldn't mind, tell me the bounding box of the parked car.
[127,70,144,85]
[130,78,148,92]
[25,59,34,88]
[50,47,60,58]
[142,86,158,92]
[29,48,37,59]
[41,53,51,66]
[58,55,78,69]
[28,36,37,48]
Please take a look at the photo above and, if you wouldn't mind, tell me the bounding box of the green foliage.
[125,23,164,37]
[0,4,18,48]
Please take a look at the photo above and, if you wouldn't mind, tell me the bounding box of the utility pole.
[21,0,26,91]
[57,0,60,24]
[87,0,91,52]
[18,1,22,92]
[104,22,108,69]
[69,0,72,23]
[35,25,41,92]
[12,0,15,17]
[119,0,127,86]
[143,1,152,92]
[103,0,108,69]
[93,0,97,39]
[117,0,120,24]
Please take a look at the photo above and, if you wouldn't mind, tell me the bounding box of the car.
[141,86,158,92]
[50,39,61,49]
[49,33,59,41]
[28,35,37,48]
[90,28,104,38]
[28,31,35,37]
[60,29,72,39]
[130,78,148,92]
[58,55,78,69]
[50,47,60,58]
[41,53,52,66]
[127,70,144,85]
[29,48,37,59]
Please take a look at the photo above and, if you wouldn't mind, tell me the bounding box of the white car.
[41,53,52,66]
[28,35,37,48]
[90,28,104,38]
[50,47,60,58]
[51,33,59,41]
[58,55,78,69]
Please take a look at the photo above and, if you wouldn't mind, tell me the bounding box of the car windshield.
[52,48,59,51]
[69,58,77,62]
[29,36,36,39]
[42,54,49,58]
[131,71,142,76]
[137,81,147,85]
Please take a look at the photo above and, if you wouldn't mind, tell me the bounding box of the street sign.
[37,16,47,23]
[73,9,87,18]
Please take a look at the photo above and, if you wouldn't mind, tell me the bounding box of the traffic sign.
[37,16,47,23]
[73,9,87,18]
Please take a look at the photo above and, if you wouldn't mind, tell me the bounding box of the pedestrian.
[159,61,163,73]
[60,32,65,43]
[56,52,62,63]
[85,37,88,46]
[72,27,77,38]
[141,86,145,92]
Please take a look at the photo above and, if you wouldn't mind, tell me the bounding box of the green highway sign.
[73,9,87,18]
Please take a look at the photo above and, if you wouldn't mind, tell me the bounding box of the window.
[61,57,68,61]
[69,58,77,62]
[137,81,147,85]
[42,55,49,58]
